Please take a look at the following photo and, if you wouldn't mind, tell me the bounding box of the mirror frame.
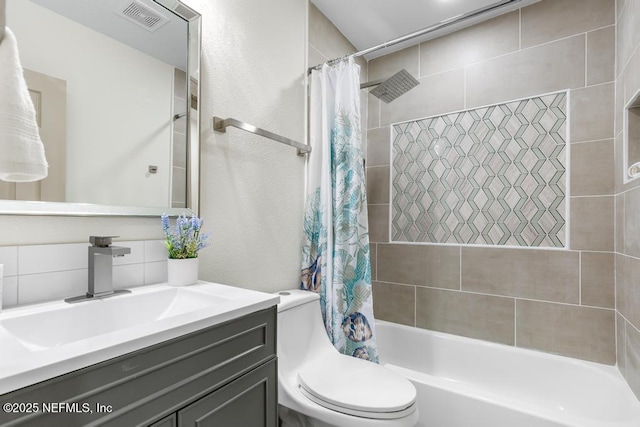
[0,0,201,217]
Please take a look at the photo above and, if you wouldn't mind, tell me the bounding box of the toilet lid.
[297,355,416,419]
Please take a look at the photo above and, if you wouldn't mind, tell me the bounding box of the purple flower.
[161,213,210,259]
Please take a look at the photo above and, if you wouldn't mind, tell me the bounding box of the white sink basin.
[1,286,232,350]
[0,282,279,394]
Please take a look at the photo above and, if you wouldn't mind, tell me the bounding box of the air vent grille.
[119,1,169,32]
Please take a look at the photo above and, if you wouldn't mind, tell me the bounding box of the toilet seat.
[297,355,417,420]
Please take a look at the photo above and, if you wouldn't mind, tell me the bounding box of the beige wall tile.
[625,322,640,400]
[617,0,640,77]
[615,132,624,193]
[368,45,419,83]
[368,204,390,243]
[570,139,614,196]
[416,287,515,345]
[368,94,380,129]
[616,254,640,330]
[624,187,640,257]
[466,35,586,108]
[580,252,614,308]
[616,46,640,151]
[377,243,428,286]
[366,166,390,204]
[424,245,460,290]
[521,0,614,49]
[618,313,628,377]
[308,3,356,60]
[620,48,640,116]
[516,299,615,364]
[366,127,390,167]
[461,247,579,303]
[616,78,624,138]
[377,243,460,289]
[619,0,628,18]
[373,281,415,326]
[570,83,615,143]
[587,26,615,86]
[370,243,377,280]
[419,11,519,77]
[617,193,625,253]
[381,69,465,126]
[569,196,614,251]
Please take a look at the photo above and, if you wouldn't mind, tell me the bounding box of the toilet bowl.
[276,290,418,427]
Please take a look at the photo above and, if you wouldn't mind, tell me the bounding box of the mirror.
[0,0,200,216]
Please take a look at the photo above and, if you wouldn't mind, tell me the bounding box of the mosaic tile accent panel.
[391,92,567,247]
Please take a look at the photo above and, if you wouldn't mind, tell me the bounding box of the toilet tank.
[276,290,334,372]
[276,290,319,314]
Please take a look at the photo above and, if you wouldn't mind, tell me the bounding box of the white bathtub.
[375,320,640,427]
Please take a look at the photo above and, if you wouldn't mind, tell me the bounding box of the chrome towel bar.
[213,116,311,156]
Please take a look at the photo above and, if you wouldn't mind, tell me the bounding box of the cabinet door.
[178,359,277,427]
[150,413,177,427]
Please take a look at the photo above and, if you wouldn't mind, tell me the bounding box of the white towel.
[0,26,48,182]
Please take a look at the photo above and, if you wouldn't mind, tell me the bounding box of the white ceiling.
[311,0,539,60]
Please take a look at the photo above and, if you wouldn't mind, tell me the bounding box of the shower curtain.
[301,57,378,363]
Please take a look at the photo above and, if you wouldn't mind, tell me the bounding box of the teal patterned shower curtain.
[301,57,378,363]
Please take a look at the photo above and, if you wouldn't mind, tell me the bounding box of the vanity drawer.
[0,307,276,427]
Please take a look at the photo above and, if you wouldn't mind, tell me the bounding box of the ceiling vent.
[118,0,169,32]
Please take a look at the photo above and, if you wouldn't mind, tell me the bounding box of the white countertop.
[0,282,279,395]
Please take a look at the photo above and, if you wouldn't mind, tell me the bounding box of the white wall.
[7,0,173,207]
[186,0,307,293]
[0,0,308,295]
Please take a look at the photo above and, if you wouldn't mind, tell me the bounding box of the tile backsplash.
[0,240,168,307]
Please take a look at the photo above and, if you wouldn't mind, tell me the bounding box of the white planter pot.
[167,258,199,286]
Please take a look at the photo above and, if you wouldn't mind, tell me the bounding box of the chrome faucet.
[65,236,131,303]
[88,236,131,297]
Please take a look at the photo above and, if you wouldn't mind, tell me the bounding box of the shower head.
[361,69,420,103]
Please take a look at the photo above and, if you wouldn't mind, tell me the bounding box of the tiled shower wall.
[366,0,616,365]
[615,0,640,399]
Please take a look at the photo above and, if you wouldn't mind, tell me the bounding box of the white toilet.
[276,290,418,427]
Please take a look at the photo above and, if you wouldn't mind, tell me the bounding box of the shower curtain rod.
[308,0,528,74]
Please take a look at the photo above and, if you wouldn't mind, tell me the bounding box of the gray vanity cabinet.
[0,307,277,427]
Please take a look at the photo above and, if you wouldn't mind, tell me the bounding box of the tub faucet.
[65,236,131,303]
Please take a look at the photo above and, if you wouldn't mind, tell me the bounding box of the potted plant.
[162,213,210,286]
